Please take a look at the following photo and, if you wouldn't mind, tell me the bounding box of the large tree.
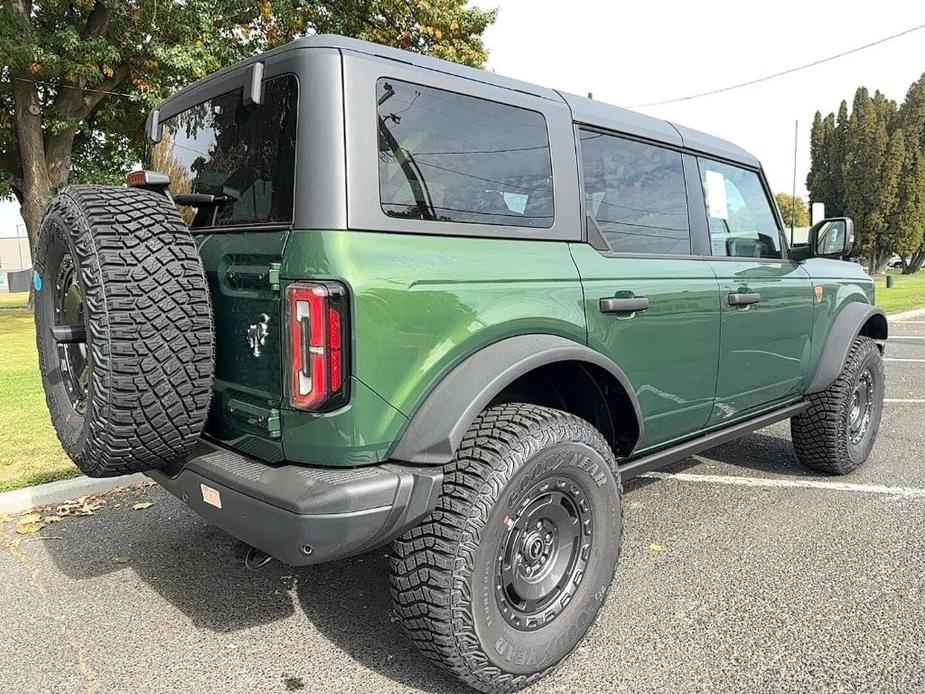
[0,0,496,251]
[774,192,809,228]
[896,73,925,273]
[842,88,900,274]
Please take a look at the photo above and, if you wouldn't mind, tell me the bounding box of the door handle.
[600,297,649,314]
[728,292,761,307]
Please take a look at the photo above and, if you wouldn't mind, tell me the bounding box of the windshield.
[148,75,298,228]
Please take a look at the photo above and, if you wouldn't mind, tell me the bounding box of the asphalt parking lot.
[2,317,924,694]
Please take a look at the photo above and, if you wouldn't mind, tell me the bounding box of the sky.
[2,1,924,236]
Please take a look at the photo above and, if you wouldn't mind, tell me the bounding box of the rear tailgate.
[196,230,288,462]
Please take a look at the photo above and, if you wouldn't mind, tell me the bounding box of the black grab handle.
[728,292,761,307]
[599,297,650,314]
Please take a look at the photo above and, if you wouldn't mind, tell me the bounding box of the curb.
[0,473,150,515]
[887,307,925,322]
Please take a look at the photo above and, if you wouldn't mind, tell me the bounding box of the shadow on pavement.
[40,486,467,693]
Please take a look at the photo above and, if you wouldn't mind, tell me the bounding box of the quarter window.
[698,159,782,259]
[376,78,554,228]
[579,129,691,255]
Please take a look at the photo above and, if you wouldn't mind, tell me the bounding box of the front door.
[572,129,721,451]
[696,157,815,423]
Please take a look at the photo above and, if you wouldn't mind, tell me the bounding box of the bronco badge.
[247,313,270,357]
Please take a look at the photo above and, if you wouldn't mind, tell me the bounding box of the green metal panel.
[279,229,586,465]
[568,244,721,451]
[195,230,289,460]
[802,258,876,386]
[707,259,814,423]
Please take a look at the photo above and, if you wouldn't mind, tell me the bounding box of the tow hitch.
[244,545,274,571]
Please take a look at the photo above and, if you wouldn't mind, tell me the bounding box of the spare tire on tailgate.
[33,185,214,477]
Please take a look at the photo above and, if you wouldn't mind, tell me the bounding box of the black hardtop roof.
[158,34,759,168]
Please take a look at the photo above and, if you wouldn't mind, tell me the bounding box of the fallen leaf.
[647,542,666,552]
[132,501,154,510]
[19,512,42,524]
[16,520,45,535]
[112,555,132,564]
[41,515,62,524]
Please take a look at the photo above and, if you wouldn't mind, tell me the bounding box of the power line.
[10,76,136,99]
[632,21,925,108]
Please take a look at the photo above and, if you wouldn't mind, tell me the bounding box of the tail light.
[286,282,350,411]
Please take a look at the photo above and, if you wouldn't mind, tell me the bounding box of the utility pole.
[15,223,25,270]
[791,120,798,246]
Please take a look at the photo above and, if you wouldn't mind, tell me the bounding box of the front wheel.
[792,336,885,475]
[390,404,623,693]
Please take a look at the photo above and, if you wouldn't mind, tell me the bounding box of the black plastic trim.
[390,334,644,464]
[147,440,442,566]
[807,303,887,394]
[620,401,808,480]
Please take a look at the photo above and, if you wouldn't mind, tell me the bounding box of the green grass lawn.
[0,309,78,492]
[875,271,925,315]
[0,292,28,309]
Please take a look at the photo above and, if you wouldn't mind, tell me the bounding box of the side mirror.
[792,217,854,261]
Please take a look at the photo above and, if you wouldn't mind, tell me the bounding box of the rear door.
[571,128,721,451]
[696,158,815,422]
[149,72,299,460]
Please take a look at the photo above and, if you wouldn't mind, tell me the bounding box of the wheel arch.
[389,334,643,464]
[807,302,887,394]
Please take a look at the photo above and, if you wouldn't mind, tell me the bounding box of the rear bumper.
[147,440,442,566]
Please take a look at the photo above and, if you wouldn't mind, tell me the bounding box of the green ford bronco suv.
[34,35,886,693]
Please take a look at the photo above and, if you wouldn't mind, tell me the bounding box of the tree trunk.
[12,76,53,253]
[906,245,925,274]
[869,248,891,277]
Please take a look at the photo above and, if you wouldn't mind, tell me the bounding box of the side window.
[376,78,554,228]
[698,159,782,259]
[579,129,691,255]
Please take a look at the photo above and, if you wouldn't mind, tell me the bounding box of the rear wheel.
[791,336,884,475]
[34,186,214,477]
[390,404,623,693]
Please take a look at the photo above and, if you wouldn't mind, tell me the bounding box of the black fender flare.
[807,302,887,394]
[390,334,643,464]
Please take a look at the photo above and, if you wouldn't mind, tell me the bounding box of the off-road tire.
[33,186,213,477]
[791,336,884,475]
[390,404,623,693]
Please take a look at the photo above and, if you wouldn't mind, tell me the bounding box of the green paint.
[197,226,878,468]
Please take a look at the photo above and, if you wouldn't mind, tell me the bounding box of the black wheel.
[33,186,214,477]
[791,336,885,475]
[390,404,623,693]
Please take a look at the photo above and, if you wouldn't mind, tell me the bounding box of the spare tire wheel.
[33,185,214,477]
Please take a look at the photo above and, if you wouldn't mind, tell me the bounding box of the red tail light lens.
[287,282,350,411]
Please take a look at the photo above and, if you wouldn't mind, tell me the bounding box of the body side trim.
[390,334,643,464]
[807,302,887,394]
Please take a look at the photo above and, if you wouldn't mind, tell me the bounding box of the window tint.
[698,159,782,259]
[579,129,690,255]
[376,78,554,228]
[149,75,298,228]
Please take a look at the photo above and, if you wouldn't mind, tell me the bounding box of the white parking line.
[884,398,925,403]
[888,336,925,340]
[640,471,925,498]
[885,358,925,363]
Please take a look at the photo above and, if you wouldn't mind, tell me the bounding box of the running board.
[619,401,809,481]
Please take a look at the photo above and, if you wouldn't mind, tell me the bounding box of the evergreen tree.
[830,100,850,216]
[897,74,925,273]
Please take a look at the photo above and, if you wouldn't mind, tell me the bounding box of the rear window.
[149,75,298,228]
[376,78,554,228]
